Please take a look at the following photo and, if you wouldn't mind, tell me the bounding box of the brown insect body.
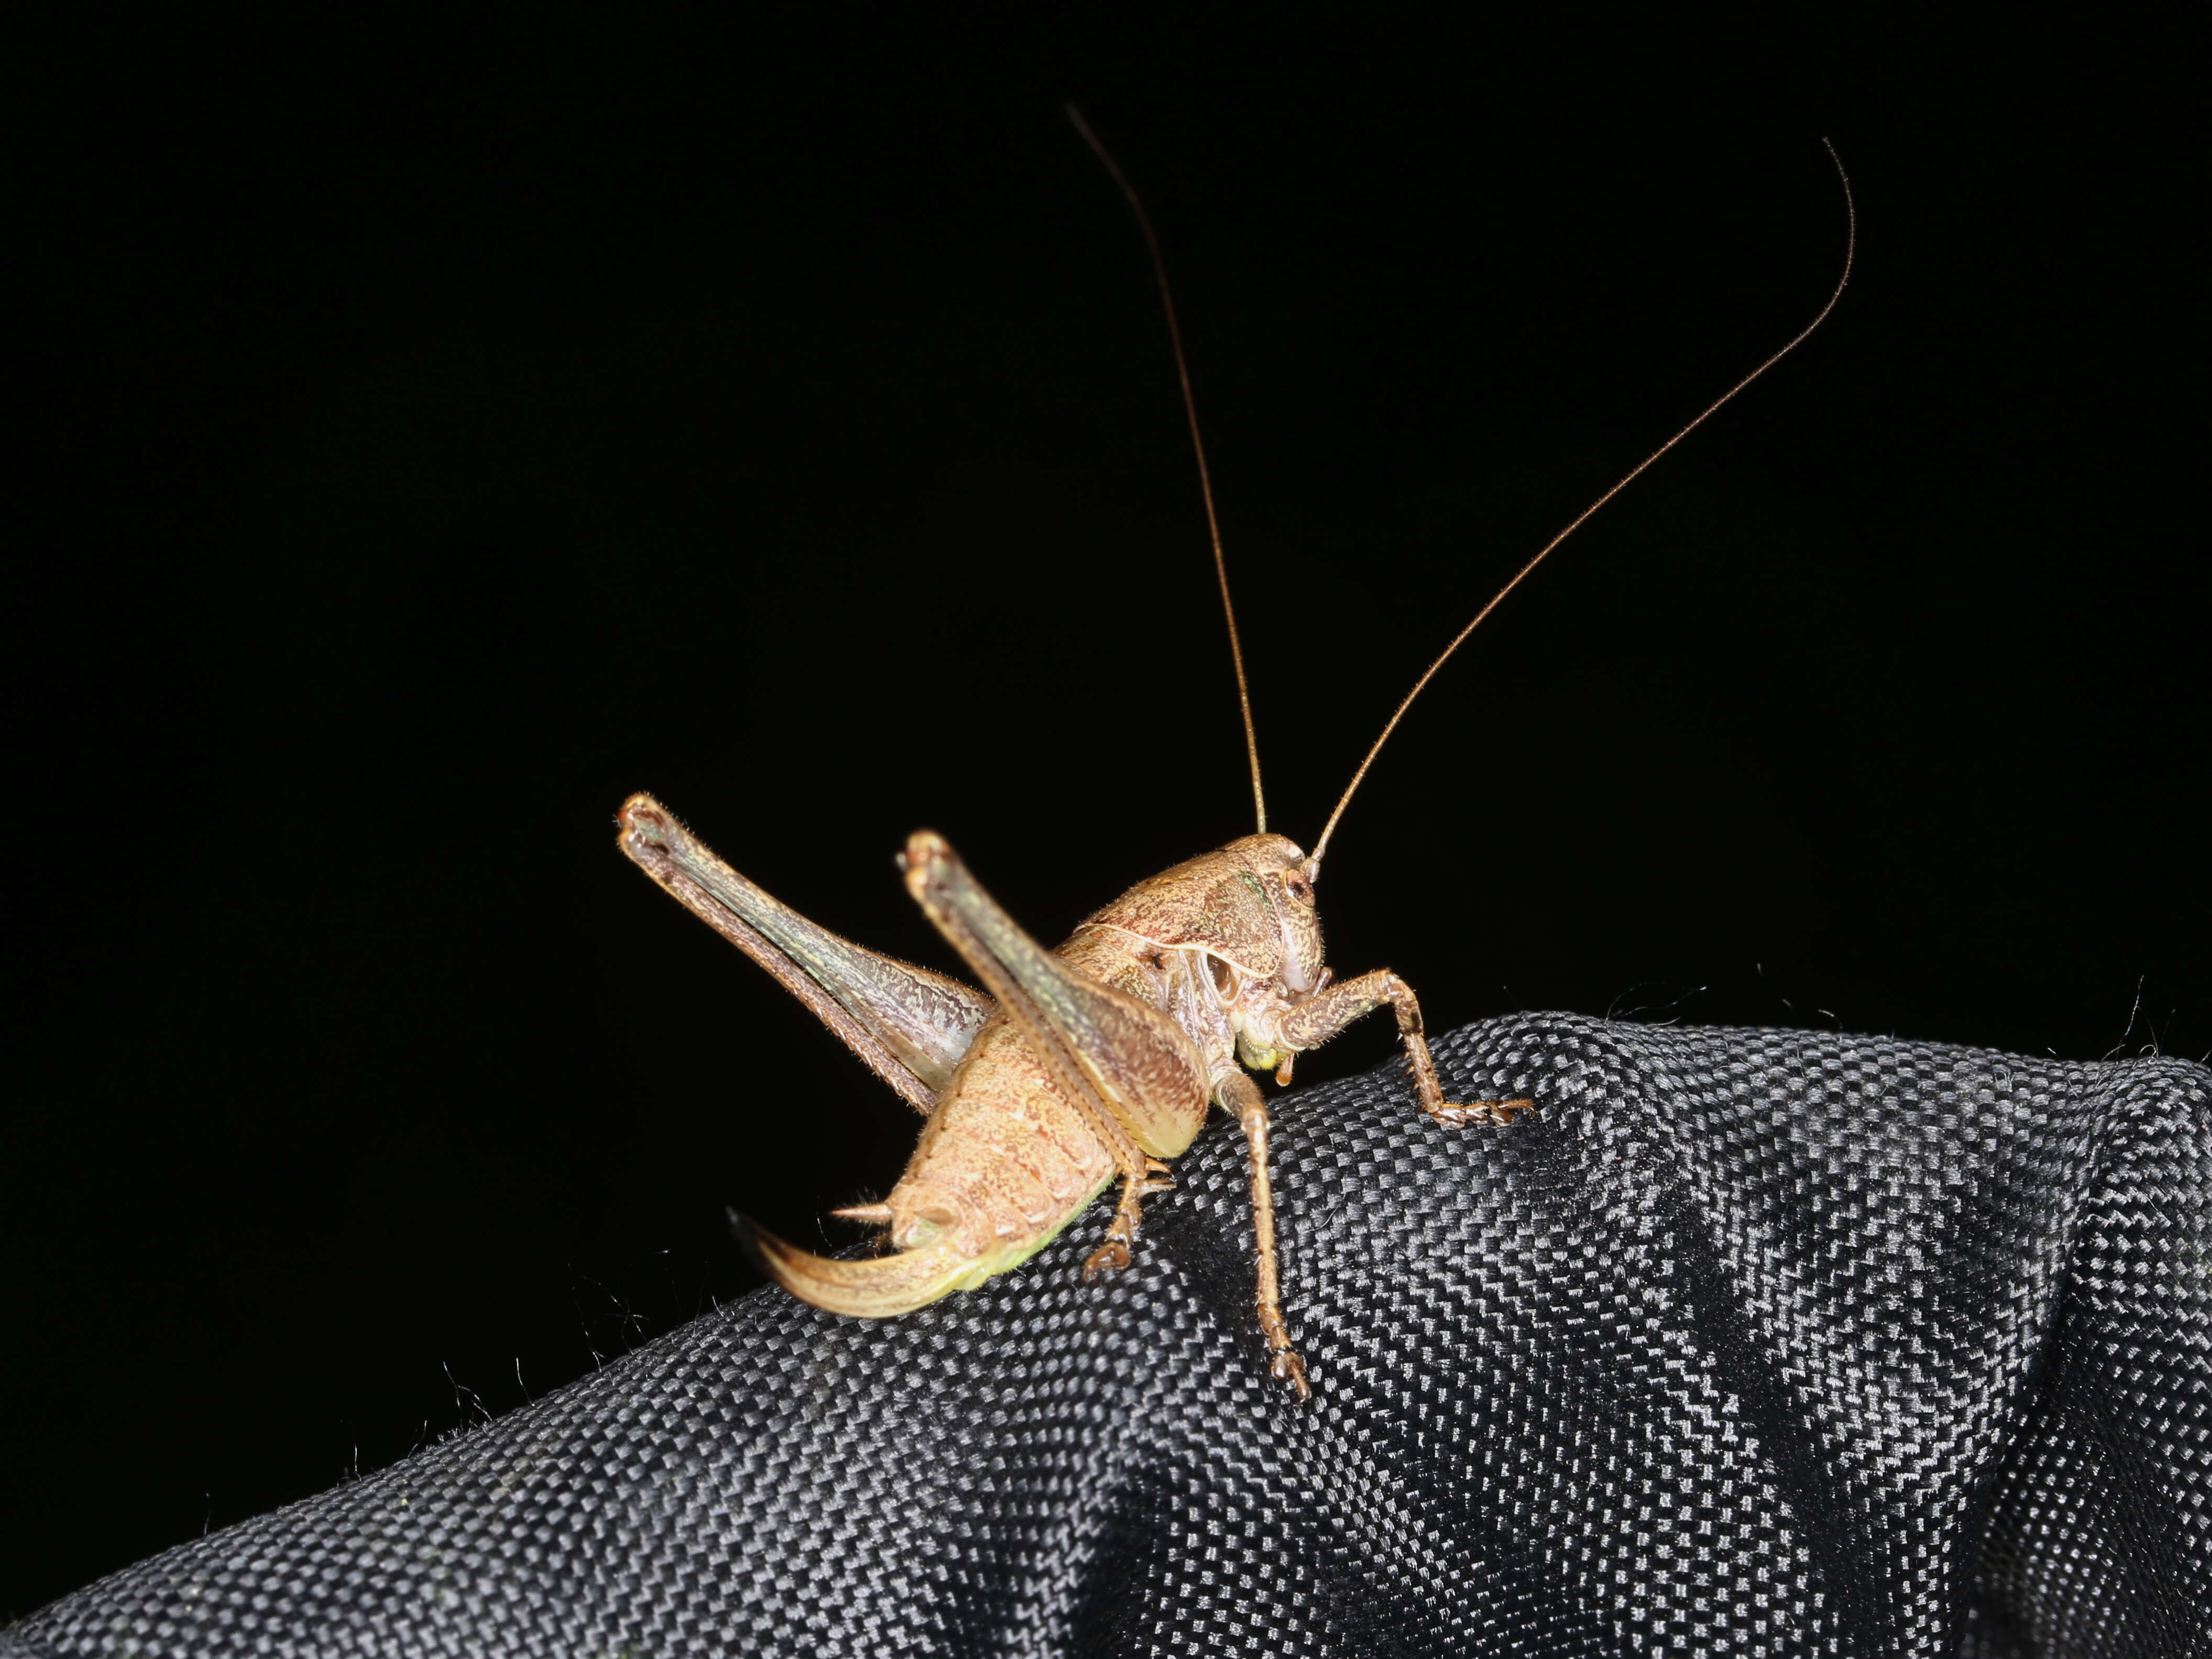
[619,803,1500,1399]
[619,120,1854,1400]
[866,842,1314,1272]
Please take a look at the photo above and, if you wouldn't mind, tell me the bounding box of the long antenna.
[1067,104,1267,834]
[1308,139,1857,869]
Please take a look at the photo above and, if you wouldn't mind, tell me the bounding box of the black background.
[5,11,2203,1619]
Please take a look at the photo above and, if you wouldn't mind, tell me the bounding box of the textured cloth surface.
[8,1013,2209,1657]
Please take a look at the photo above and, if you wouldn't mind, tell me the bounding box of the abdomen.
[887,1015,1118,1262]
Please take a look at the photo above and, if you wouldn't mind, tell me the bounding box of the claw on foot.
[1272,1349,1312,1402]
[1082,1239,1132,1281]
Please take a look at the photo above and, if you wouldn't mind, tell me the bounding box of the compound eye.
[1283,873,1313,905]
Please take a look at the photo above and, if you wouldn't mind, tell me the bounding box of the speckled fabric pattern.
[8,1014,2208,1657]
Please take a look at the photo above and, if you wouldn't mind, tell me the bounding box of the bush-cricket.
[617,114,1855,1400]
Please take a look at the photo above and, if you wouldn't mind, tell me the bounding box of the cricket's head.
[1082,832,1325,996]
[1229,833,1325,996]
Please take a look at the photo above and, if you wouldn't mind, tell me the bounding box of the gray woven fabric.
[8,1013,2208,1656]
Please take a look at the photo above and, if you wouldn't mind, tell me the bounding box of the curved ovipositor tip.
[731,1210,976,1319]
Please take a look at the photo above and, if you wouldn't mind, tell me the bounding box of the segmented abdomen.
[887,1015,1117,1260]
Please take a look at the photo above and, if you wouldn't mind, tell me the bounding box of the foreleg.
[1280,969,1534,1127]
